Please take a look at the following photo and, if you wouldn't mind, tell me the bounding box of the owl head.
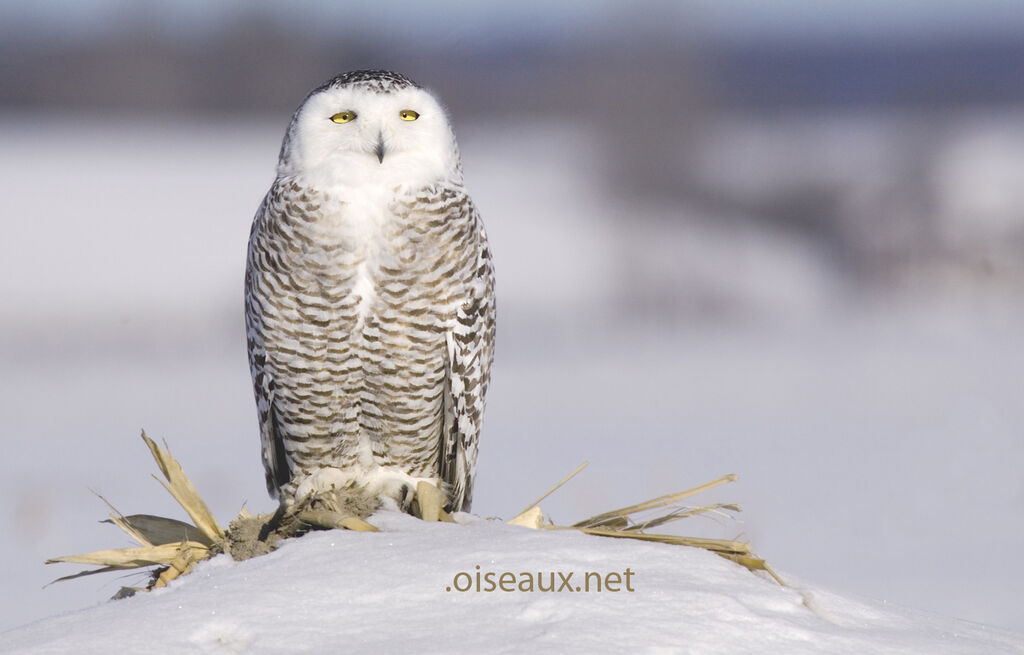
[276,70,462,186]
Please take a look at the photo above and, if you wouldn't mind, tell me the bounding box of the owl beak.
[373,133,386,164]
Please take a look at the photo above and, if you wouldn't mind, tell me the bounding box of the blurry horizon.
[4,1,1024,114]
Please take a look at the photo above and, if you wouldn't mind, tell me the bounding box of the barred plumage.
[244,71,494,513]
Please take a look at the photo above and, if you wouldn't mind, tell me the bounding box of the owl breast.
[248,178,471,492]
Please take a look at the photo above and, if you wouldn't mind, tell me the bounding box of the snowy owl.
[244,70,495,517]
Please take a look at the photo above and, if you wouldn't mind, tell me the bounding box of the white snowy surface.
[3,514,1023,655]
[1,113,1023,640]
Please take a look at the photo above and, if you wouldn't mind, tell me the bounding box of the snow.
[3,514,1023,654]
[1,112,1023,642]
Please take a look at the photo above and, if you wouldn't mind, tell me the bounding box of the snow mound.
[3,514,1022,654]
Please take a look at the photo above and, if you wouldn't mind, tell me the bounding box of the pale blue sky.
[3,0,1023,43]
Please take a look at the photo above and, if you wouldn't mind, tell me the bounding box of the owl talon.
[398,483,416,511]
[415,481,444,522]
[297,509,379,532]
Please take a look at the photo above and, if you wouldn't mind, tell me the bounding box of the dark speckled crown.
[316,70,420,95]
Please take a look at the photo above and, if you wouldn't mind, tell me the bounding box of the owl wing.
[244,195,292,498]
[439,200,495,513]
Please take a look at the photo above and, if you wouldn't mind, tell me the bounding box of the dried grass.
[46,432,226,596]
[47,435,782,596]
[514,467,784,585]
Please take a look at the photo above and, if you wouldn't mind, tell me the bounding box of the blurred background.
[2,0,1023,635]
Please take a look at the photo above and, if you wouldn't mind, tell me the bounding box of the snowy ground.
[1,113,1022,640]
[3,514,1024,654]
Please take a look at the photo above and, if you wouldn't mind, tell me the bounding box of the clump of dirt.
[222,512,290,561]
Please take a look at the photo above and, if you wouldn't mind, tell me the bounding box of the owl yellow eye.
[330,111,357,124]
[399,110,419,121]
